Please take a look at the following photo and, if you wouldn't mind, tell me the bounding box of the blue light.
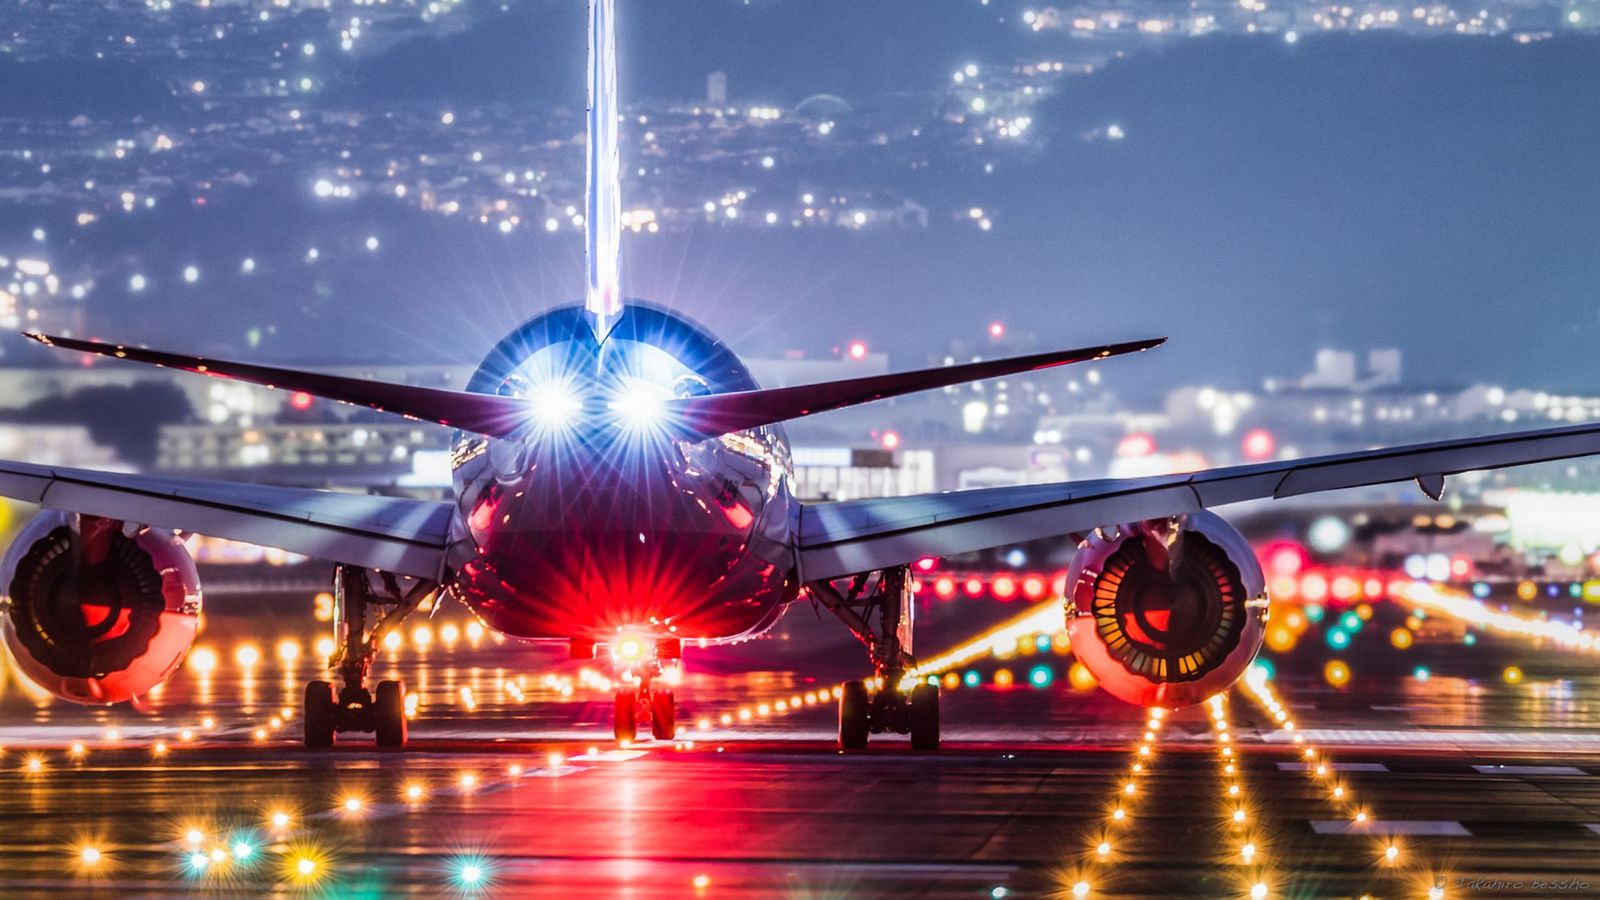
[451,855,492,890]
[1304,603,1325,623]
[1471,581,1491,598]
[1028,665,1053,688]
[1464,632,1477,646]
[926,675,940,686]
[962,670,980,687]
[1571,582,1583,598]
[1413,666,1431,682]
[1035,634,1051,651]
[1005,548,1027,568]
[1326,627,1351,650]
[1249,659,1275,681]
[1339,611,1362,632]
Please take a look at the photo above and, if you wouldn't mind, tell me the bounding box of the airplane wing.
[0,460,453,578]
[797,419,1600,580]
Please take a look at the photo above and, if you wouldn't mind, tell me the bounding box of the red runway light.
[933,577,956,599]
[992,576,1017,600]
[847,341,868,360]
[915,557,939,573]
[1116,432,1156,457]
[963,577,985,599]
[289,391,314,411]
[1021,575,1046,599]
[1262,541,1308,577]
[1241,427,1276,461]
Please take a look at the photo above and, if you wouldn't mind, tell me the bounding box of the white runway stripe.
[1265,729,1600,750]
[1311,820,1471,836]
[1278,762,1389,772]
[1472,764,1588,775]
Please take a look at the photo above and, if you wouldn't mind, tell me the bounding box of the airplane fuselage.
[445,304,802,646]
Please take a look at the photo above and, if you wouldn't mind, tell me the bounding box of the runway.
[2,596,1599,897]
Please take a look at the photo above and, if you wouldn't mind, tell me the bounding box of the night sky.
[7,2,1600,397]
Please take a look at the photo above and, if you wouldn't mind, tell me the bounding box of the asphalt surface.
[2,591,1599,898]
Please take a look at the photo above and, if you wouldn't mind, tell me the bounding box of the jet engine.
[1,511,202,704]
[1066,511,1267,708]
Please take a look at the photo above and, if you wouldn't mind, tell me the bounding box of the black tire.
[838,681,870,750]
[304,681,336,749]
[614,690,638,742]
[910,683,941,751]
[375,680,408,749]
[650,689,676,741]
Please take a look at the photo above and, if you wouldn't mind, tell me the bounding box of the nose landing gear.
[812,566,940,750]
[303,565,435,749]
[607,637,680,743]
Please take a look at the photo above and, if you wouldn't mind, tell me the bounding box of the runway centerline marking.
[1471,764,1587,775]
[1311,820,1471,836]
[1278,762,1389,772]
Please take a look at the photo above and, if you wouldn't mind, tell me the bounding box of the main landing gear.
[811,566,940,750]
[583,636,679,743]
[304,565,436,750]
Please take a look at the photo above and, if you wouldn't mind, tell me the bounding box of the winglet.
[584,0,624,342]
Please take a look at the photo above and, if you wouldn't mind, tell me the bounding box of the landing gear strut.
[811,566,940,750]
[603,637,679,743]
[304,565,435,749]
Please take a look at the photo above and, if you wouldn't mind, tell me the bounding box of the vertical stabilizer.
[584,0,624,342]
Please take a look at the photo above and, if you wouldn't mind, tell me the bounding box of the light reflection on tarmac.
[1,594,1599,896]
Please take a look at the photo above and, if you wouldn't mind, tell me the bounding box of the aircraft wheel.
[304,680,336,749]
[909,683,941,751]
[650,689,676,741]
[375,680,408,749]
[838,680,870,750]
[614,690,638,742]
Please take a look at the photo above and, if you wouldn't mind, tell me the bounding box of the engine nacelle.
[1,511,202,705]
[1066,511,1267,709]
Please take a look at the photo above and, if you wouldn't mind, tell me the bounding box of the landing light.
[527,380,581,429]
[609,379,673,431]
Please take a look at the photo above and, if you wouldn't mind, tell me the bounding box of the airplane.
[6,0,1600,751]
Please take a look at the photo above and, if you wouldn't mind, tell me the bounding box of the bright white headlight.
[609,379,673,430]
[527,380,581,428]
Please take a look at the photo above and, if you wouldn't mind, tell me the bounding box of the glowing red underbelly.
[454,526,795,643]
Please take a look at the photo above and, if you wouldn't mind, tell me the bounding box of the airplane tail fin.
[584,0,624,343]
[661,337,1166,439]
